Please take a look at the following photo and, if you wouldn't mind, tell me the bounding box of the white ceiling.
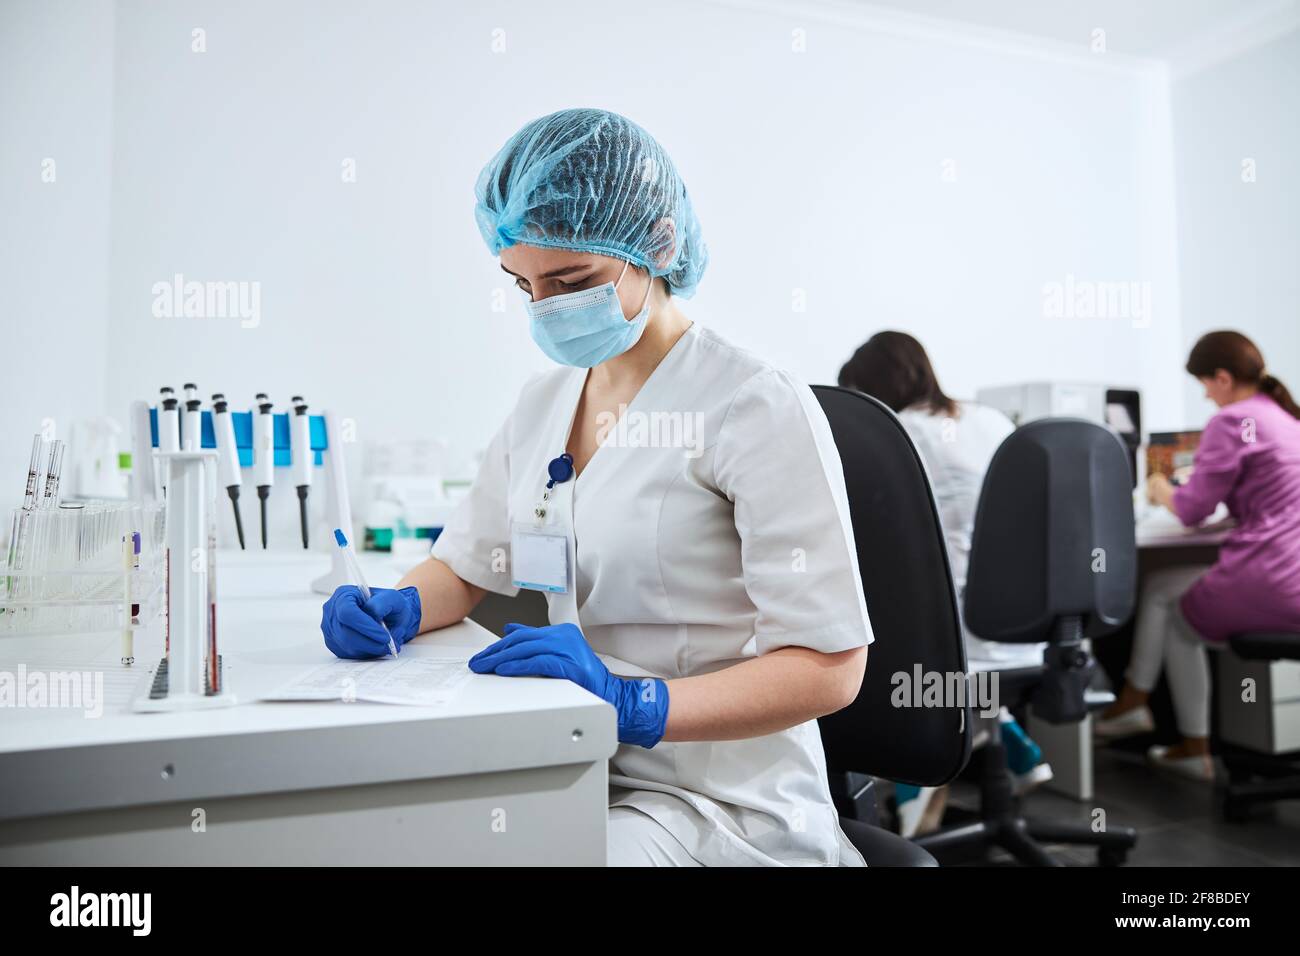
[853,0,1298,59]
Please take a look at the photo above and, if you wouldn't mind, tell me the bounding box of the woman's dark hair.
[1185,330,1300,419]
[837,331,957,416]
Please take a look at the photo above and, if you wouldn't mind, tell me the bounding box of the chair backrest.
[812,386,971,787]
[964,418,1136,644]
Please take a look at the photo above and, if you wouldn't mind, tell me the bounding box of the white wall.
[16,0,1262,514]
[95,0,1190,478]
[1171,27,1300,427]
[0,0,115,495]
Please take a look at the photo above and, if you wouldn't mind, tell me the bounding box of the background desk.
[0,551,616,865]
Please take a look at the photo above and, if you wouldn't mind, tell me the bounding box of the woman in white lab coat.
[838,331,1049,836]
[319,109,874,866]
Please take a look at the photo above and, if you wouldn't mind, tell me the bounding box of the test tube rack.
[0,502,165,637]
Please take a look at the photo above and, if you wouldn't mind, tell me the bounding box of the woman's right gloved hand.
[320,585,422,660]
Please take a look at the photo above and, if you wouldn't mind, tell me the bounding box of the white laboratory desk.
[0,551,616,865]
[1134,504,1234,550]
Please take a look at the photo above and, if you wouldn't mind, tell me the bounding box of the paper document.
[263,656,472,706]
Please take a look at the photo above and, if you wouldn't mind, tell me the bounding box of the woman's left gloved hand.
[469,622,669,748]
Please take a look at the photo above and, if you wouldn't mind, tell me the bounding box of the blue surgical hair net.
[475,108,707,299]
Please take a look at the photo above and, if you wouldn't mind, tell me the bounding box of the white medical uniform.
[896,401,1040,666]
[432,324,873,866]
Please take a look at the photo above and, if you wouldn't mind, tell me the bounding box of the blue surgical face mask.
[524,259,652,367]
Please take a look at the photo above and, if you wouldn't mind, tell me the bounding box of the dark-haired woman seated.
[839,331,1050,836]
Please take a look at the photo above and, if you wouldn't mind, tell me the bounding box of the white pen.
[333,528,399,657]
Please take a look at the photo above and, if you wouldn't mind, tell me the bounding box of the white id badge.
[511,523,569,594]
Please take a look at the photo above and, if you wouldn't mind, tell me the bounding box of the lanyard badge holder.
[511,453,574,594]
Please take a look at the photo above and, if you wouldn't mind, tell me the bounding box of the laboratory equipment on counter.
[1147,430,1201,485]
[360,438,451,552]
[183,393,202,452]
[69,417,129,499]
[309,410,356,596]
[6,436,45,608]
[121,533,138,665]
[976,382,1142,487]
[1,498,164,636]
[134,450,235,710]
[21,435,42,509]
[158,387,180,494]
[211,394,246,549]
[126,388,350,565]
[253,394,274,549]
[38,440,65,509]
[158,387,181,453]
[333,528,398,658]
[128,402,160,506]
[290,396,312,549]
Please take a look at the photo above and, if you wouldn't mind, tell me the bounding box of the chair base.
[911,740,1138,867]
[1221,748,1300,822]
[914,816,1137,867]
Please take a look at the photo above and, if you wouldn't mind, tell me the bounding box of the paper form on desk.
[262,656,472,706]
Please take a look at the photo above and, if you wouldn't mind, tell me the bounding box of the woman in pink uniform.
[1096,331,1300,780]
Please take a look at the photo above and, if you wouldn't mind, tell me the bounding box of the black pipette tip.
[227,486,246,550]
[257,486,271,549]
[297,486,309,549]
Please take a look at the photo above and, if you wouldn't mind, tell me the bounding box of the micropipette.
[159,388,180,493]
[211,395,246,549]
[334,528,398,658]
[253,394,274,549]
[183,384,202,451]
[290,396,312,549]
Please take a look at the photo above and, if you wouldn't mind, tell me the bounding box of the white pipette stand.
[311,409,356,596]
[134,450,237,712]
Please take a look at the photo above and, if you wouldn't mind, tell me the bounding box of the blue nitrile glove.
[321,585,422,660]
[469,622,669,748]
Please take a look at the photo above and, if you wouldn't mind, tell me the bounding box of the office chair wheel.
[1097,845,1128,867]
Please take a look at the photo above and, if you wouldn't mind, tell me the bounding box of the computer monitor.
[1146,431,1201,485]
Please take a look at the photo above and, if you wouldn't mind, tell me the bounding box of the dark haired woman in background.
[1097,331,1300,781]
[839,331,1050,836]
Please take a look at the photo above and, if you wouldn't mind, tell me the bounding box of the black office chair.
[912,418,1140,866]
[812,386,973,867]
[1218,630,1300,821]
